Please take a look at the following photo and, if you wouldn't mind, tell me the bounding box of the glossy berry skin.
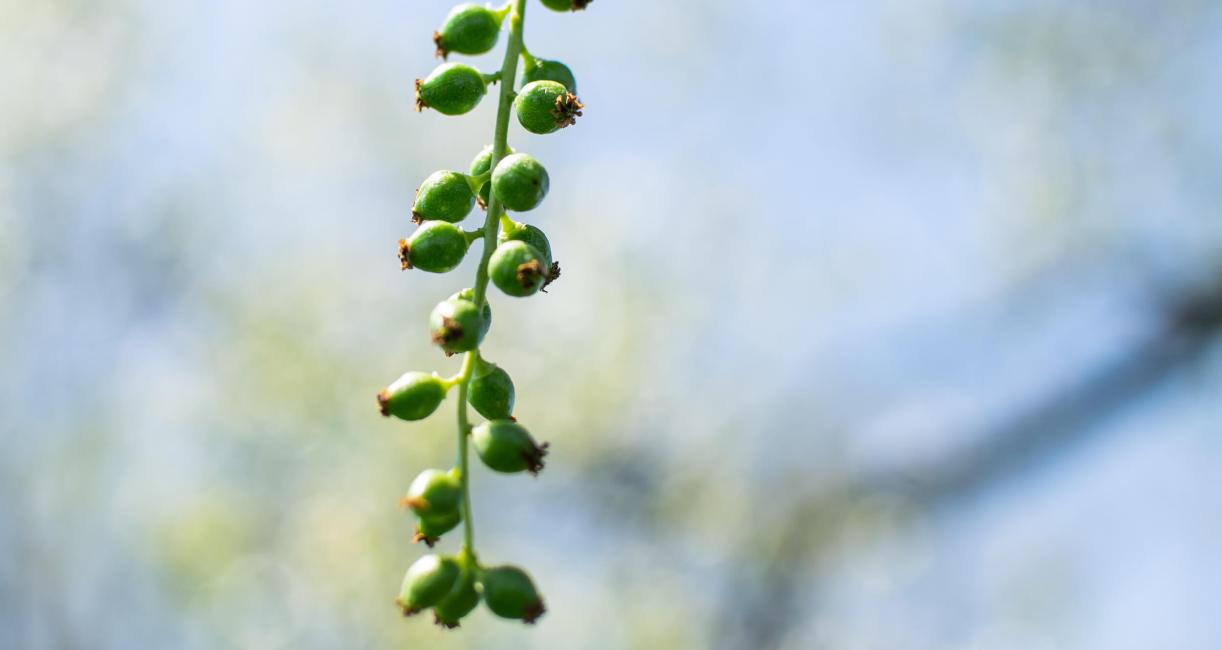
[412,170,475,223]
[404,468,462,517]
[434,4,501,59]
[430,295,488,355]
[489,241,547,297]
[541,0,591,11]
[416,63,487,116]
[491,153,549,211]
[522,58,577,93]
[399,222,469,273]
[397,555,461,615]
[481,565,546,624]
[468,360,515,420]
[472,419,547,475]
[501,223,553,266]
[514,80,583,134]
[414,510,461,547]
[469,144,514,207]
[433,569,481,628]
[378,372,447,421]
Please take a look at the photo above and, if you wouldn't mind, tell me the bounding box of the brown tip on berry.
[433,31,448,60]
[398,239,413,270]
[378,390,391,416]
[415,79,427,112]
[411,211,424,225]
[541,261,561,292]
[524,441,549,476]
[522,600,547,624]
[395,598,422,617]
[412,529,439,547]
[434,614,461,629]
[476,195,487,210]
[516,259,544,289]
[552,92,584,129]
[432,317,463,346]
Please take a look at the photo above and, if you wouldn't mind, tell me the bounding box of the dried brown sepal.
[540,261,561,292]
[434,614,461,629]
[398,239,413,270]
[412,529,439,548]
[551,92,584,129]
[523,441,549,476]
[395,599,422,617]
[476,195,487,210]
[414,79,427,112]
[411,210,424,224]
[522,600,547,624]
[432,317,463,357]
[377,390,392,416]
[433,31,449,60]
[516,259,545,290]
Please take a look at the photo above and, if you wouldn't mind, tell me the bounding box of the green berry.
[523,58,577,93]
[540,0,591,11]
[491,153,549,211]
[403,468,462,517]
[501,222,559,283]
[514,80,583,134]
[412,170,476,223]
[469,144,514,207]
[434,4,502,59]
[414,510,461,547]
[489,240,548,297]
[447,288,492,339]
[468,359,515,420]
[377,372,448,421]
[430,294,488,355]
[481,565,546,624]
[472,419,548,474]
[397,554,461,616]
[416,63,487,116]
[398,222,469,273]
[433,568,481,628]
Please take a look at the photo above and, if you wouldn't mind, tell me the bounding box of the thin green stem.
[454,0,527,563]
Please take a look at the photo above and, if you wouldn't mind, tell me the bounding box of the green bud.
[491,153,549,212]
[514,80,583,134]
[481,565,546,624]
[522,58,577,93]
[396,554,461,616]
[416,63,487,116]
[540,0,591,11]
[377,371,448,421]
[403,468,462,517]
[472,419,548,475]
[433,566,481,628]
[489,240,548,297]
[412,170,476,223]
[399,222,469,273]
[468,359,515,420]
[469,144,514,208]
[430,294,488,355]
[434,4,502,59]
[414,510,461,547]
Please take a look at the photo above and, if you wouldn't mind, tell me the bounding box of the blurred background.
[3,0,1221,648]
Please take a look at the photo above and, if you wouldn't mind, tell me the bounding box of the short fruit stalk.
[379,0,593,629]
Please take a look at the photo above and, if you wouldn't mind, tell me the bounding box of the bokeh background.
[3,0,1221,648]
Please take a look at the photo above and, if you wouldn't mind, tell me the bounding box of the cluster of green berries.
[379,0,592,630]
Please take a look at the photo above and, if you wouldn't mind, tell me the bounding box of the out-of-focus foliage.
[2,1,1220,649]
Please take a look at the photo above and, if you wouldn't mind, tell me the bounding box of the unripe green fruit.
[404,468,462,517]
[501,223,553,265]
[433,570,481,628]
[540,0,591,12]
[434,4,502,59]
[481,565,546,624]
[414,510,461,547]
[514,80,583,134]
[468,360,515,420]
[522,59,577,93]
[469,144,514,207]
[412,170,476,223]
[399,222,469,273]
[472,419,548,474]
[416,63,487,116]
[430,294,488,355]
[489,240,548,297]
[491,153,549,211]
[397,554,461,615]
[378,371,447,421]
